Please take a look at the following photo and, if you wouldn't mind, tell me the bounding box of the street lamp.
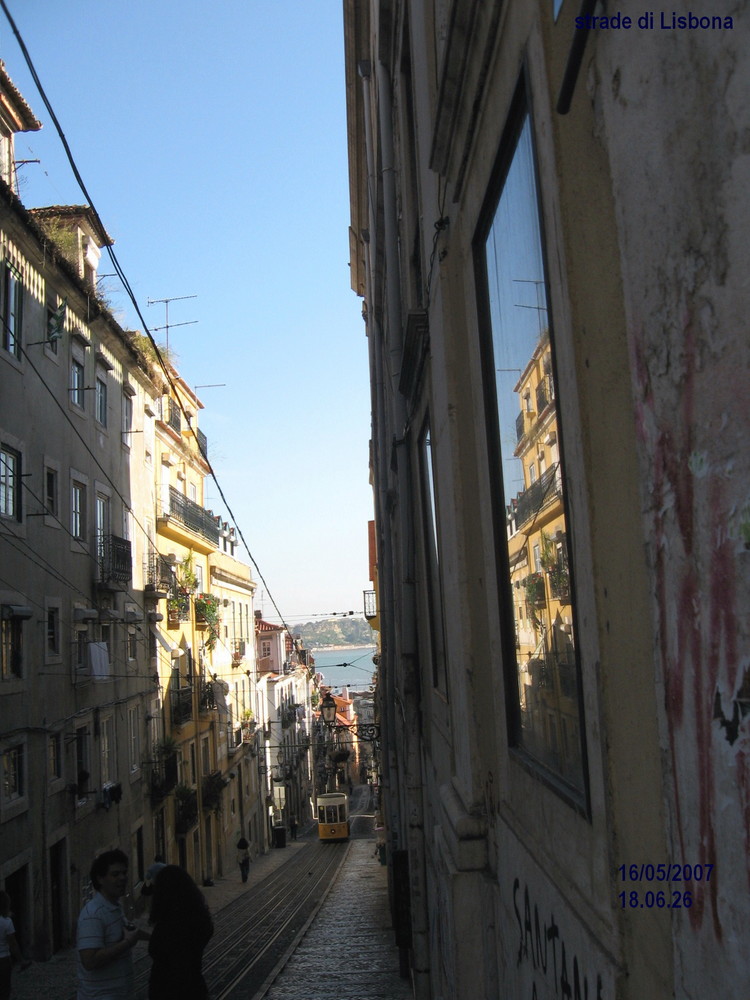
[320,692,338,726]
[319,692,380,742]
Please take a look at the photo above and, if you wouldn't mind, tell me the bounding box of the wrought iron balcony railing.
[149,754,179,804]
[200,681,216,713]
[98,535,132,585]
[536,375,554,413]
[363,589,377,619]
[167,486,220,546]
[549,568,570,601]
[145,548,175,591]
[516,409,527,442]
[514,464,561,528]
[170,687,193,727]
[196,427,208,458]
[160,396,181,434]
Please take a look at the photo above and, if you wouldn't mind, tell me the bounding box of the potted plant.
[201,771,228,813]
[548,568,570,601]
[155,735,178,758]
[176,552,198,592]
[174,783,198,834]
[524,572,546,606]
[167,590,190,627]
[241,709,256,742]
[166,597,180,628]
[194,593,221,650]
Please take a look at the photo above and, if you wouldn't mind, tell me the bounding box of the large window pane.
[482,111,585,793]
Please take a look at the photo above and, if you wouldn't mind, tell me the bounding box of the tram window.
[338,806,346,821]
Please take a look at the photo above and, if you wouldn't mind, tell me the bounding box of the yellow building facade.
[508,334,579,784]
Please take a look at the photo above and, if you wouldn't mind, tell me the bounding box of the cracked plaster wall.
[590,8,750,994]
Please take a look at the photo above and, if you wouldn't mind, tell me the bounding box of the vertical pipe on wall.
[374,51,431,999]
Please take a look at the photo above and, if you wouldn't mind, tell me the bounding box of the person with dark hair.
[0,890,30,1000]
[147,865,214,999]
[140,856,167,899]
[77,849,147,999]
[236,838,250,883]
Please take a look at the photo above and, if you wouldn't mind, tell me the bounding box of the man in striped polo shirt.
[76,849,145,999]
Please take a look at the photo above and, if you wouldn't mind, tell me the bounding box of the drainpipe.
[374,55,431,999]
[358,55,403,976]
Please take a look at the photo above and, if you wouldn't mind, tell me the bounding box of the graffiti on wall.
[513,877,604,999]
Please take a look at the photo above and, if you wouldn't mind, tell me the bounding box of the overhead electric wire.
[0,336,181,624]
[1,0,303,647]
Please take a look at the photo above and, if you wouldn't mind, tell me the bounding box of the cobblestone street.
[260,840,413,1000]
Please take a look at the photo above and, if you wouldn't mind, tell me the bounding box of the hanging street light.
[319,692,380,742]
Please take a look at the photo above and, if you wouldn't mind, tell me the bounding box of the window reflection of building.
[509,336,580,787]
[479,104,585,796]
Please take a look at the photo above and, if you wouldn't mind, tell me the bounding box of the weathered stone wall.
[592,7,750,993]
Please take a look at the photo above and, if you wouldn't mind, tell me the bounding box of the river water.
[310,645,377,693]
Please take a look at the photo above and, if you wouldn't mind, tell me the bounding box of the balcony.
[227,723,243,754]
[145,548,174,593]
[159,486,220,549]
[516,409,537,443]
[174,785,198,835]
[159,396,181,435]
[200,681,217,713]
[201,770,227,812]
[171,687,193,727]
[97,535,132,589]
[149,754,179,804]
[549,568,570,602]
[166,592,191,628]
[363,589,377,620]
[514,464,561,528]
[536,375,554,413]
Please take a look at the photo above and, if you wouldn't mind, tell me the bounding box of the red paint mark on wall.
[629,311,747,941]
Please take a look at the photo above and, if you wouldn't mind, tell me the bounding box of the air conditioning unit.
[1,605,32,620]
[74,608,99,623]
[99,609,122,622]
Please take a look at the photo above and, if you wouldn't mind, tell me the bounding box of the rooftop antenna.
[147,294,198,356]
[13,159,40,196]
[513,279,548,336]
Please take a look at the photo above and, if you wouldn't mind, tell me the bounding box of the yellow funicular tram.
[317,791,350,841]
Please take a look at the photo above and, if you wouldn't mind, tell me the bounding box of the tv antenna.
[147,294,198,355]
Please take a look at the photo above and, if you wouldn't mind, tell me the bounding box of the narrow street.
[10,787,411,1000]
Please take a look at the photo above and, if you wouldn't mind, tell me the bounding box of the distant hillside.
[292,617,374,648]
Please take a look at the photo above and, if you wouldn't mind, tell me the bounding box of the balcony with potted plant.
[174,783,198,835]
[524,572,546,607]
[194,593,221,651]
[167,591,191,628]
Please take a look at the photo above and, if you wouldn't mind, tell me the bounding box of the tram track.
[129,789,374,999]
[131,839,349,1000]
[211,841,349,1000]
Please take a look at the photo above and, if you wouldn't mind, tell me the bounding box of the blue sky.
[5,1,374,623]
